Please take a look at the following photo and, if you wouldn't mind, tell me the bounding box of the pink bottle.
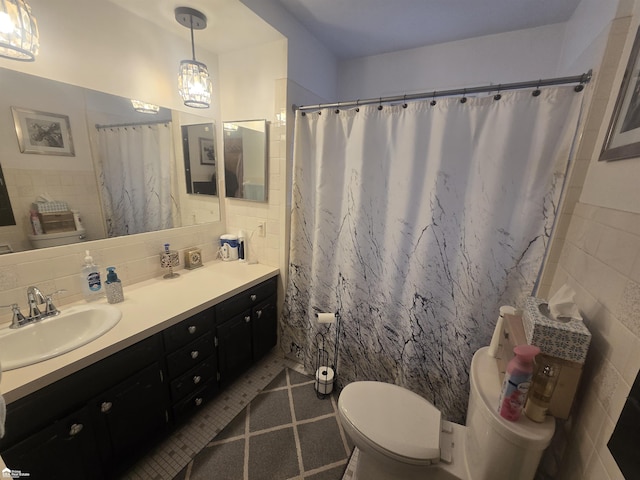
[497,344,540,421]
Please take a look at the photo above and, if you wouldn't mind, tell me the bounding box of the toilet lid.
[339,381,441,461]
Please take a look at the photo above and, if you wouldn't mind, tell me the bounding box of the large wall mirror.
[0,67,220,254]
[223,120,268,202]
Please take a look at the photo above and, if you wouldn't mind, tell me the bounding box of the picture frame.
[11,107,75,156]
[600,26,640,162]
[199,137,215,165]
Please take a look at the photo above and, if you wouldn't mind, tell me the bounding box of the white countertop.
[0,260,279,404]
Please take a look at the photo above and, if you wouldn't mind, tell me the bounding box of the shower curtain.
[95,123,175,237]
[282,87,582,423]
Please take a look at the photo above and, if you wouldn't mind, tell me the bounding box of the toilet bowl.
[28,228,87,249]
[337,347,555,480]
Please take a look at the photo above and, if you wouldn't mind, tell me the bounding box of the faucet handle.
[1,304,27,328]
[43,289,66,316]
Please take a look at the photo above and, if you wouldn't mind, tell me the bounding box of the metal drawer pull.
[188,325,197,334]
[69,423,84,436]
[191,350,199,359]
[195,397,203,406]
[250,294,257,301]
[245,315,251,323]
[256,310,262,318]
[101,401,113,413]
[193,375,201,384]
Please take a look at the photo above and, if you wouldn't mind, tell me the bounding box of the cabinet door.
[2,405,103,480]
[93,362,169,475]
[217,310,253,385]
[252,295,277,361]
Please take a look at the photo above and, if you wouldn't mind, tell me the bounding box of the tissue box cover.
[522,296,591,364]
[32,201,69,213]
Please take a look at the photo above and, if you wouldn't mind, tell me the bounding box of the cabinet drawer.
[215,277,277,322]
[172,381,218,424]
[165,332,215,379]
[170,358,217,402]
[163,308,214,352]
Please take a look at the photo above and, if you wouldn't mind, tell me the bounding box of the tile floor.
[176,368,353,480]
[122,351,354,480]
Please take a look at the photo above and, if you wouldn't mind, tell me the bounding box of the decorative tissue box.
[32,201,69,213]
[522,296,591,364]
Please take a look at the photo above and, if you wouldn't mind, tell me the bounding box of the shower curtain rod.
[295,70,592,112]
[95,119,171,129]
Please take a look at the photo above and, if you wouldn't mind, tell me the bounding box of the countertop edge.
[0,261,279,404]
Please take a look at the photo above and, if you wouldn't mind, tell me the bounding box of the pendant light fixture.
[175,7,212,109]
[0,0,39,61]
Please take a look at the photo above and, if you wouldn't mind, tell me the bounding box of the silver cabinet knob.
[188,325,197,334]
[191,350,199,359]
[194,397,203,406]
[69,423,84,436]
[250,294,257,301]
[101,401,113,413]
[193,375,201,384]
[244,315,251,323]
[256,309,262,319]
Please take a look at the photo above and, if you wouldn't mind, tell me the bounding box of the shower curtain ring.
[460,89,467,103]
[430,92,437,106]
[335,102,340,114]
[403,94,408,108]
[494,85,502,101]
[355,99,360,112]
[532,80,542,97]
[377,98,383,111]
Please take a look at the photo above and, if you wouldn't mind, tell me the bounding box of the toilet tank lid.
[339,381,441,461]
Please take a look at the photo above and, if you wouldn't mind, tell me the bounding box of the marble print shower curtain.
[96,123,174,237]
[282,88,582,423]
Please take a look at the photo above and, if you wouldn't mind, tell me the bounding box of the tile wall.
[536,12,639,480]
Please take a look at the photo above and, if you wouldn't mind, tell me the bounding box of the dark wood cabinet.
[216,277,277,386]
[1,404,102,480]
[0,275,278,478]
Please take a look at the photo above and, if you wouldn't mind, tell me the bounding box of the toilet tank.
[28,228,87,249]
[464,347,554,480]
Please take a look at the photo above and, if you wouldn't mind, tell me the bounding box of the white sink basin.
[0,304,122,371]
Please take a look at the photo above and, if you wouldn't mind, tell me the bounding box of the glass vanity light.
[175,7,212,109]
[0,0,39,61]
[130,99,160,114]
[177,60,212,109]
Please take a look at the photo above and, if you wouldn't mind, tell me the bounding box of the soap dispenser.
[105,267,124,304]
[81,250,103,302]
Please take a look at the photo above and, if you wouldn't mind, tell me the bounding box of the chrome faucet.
[1,287,64,329]
[27,286,45,320]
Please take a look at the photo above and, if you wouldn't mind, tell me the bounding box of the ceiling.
[109,0,582,60]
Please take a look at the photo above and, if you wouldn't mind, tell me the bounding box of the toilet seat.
[338,381,441,464]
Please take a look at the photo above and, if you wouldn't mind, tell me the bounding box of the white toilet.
[338,346,555,480]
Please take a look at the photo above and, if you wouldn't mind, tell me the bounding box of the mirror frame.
[181,123,219,196]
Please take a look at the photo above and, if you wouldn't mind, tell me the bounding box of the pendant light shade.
[0,0,39,61]
[175,7,212,109]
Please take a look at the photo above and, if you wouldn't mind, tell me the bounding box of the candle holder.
[160,250,180,279]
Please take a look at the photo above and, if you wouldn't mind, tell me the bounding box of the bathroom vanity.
[0,262,278,479]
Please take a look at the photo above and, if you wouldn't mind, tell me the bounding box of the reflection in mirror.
[0,67,220,254]
[182,123,218,196]
[223,120,268,202]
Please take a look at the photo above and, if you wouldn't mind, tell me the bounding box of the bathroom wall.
[536,1,640,478]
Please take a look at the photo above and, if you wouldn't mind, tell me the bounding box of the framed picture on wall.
[600,26,640,162]
[199,137,215,165]
[11,107,75,157]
